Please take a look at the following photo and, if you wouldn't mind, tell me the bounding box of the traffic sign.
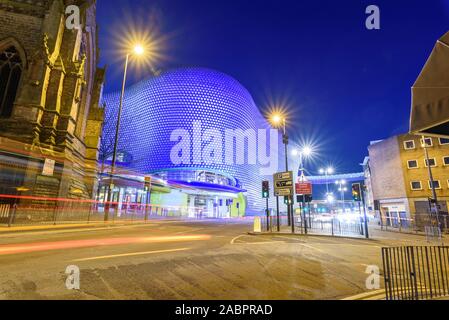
[273,171,294,197]
[295,182,312,195]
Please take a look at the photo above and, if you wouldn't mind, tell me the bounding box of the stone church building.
[0,0,105,220]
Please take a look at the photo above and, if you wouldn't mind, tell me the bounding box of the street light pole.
[105,53,130,222]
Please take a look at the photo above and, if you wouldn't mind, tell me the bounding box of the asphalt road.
[0,219,434,300]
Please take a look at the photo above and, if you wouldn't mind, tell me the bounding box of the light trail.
[0,234,211,256]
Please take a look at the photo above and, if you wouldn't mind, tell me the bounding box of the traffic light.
[352,183,362,202]
[262,180,270,198]
[284,196,290,205]
[144,176,151,192]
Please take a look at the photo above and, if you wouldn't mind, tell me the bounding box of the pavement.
[0,219,439,300]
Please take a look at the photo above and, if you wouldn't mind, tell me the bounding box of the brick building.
[366,134,449,228]
[0,0,104,220]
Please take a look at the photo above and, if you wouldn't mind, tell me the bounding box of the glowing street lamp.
[319,166,334,196]
[268,111,294,230]
[106,42,147,222]
[292,145,314,178]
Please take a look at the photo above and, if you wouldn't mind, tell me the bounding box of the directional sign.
[273,171,294,197]
[276,180,293,188]
[276,188,293,196]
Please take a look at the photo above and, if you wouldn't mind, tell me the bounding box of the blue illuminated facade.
[102,68,282,216]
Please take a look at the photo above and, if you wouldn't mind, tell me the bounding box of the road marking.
[230,234,246,244]
[72,247,191,262]
[173,228,204,235]
[233,241,287,245]
[341,289,386,300]
[274,236,304,242]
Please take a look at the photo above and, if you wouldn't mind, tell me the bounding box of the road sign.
[295,182,312,195]
[273,171,293,197]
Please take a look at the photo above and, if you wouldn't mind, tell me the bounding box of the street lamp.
[292,145,313,177]
[336,179,347,211]
[268,111,293,230]
[106,43,146,222]
[319,167,334,196]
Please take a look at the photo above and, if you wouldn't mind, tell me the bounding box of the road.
[0,219,434,300]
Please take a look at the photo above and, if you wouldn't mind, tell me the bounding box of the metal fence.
[379,213,449,234]
[382,246,449,300]
[261,214,366,238]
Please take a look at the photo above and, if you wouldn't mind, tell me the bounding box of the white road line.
[341,289,386,300]
[72,247,191,262]
[230,234,246,244]
[173,228,204,235]
[233,241,287,245]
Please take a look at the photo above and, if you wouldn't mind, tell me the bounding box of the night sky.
[96,0,449,174]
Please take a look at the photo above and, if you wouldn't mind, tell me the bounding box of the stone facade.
[0,0,105,205]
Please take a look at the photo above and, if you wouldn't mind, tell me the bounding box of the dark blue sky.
[97,0,449,174]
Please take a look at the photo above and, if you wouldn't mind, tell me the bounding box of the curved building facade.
[102,68,282,216]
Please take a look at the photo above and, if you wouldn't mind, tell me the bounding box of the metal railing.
[261,215,366,238]
[379,214,449,234]
[382,246,449,300]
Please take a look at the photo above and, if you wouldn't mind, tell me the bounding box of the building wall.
[0,0,105,206]
[368,136,406,200]
[367,133,449,223]
[397,134,449,215]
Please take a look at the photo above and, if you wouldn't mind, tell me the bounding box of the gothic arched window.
[0,46,23,118]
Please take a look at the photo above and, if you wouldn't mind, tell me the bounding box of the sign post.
[274,171,294,233]
[296,181,313,235]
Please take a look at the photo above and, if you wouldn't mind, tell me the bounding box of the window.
[411,181,422,190]
[428,180,441,190]
[404,140,415,150]
[421,137,433,147]
[444,156,449,166]
[439,138,449,145]
[424,158,437,167]
[0,46,22,118]
[407,160,419,169]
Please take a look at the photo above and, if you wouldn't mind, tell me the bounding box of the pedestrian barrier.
[382,246,449,300]
[0,204,10,222]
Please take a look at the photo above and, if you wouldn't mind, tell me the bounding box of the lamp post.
[319,167,334,197]
[292,146,313,234]
[421,136,441,229]
[336,179,347,212]
[105,45,145,222]
[270,113,293,230]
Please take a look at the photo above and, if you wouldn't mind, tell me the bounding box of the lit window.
[421,137,433,147]
[428,180,441,190]
[407,160,419,169]
[439,138,449,145]
[424,158,437,167]
[444,156,449,166]
[404,140,415,150]
[411,181,422,190]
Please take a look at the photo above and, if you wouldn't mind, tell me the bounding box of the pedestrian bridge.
[305,172,365,185]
